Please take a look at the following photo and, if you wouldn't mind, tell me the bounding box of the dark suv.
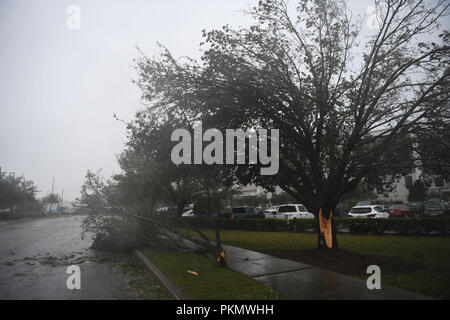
[231,206,265,219]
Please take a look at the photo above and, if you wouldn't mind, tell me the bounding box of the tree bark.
[317,207,339,250]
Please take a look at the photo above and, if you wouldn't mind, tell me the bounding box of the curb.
[134,249,188,300]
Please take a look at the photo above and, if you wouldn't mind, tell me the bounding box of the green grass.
[183,230,318,251]
[183,230,450,299]
[142,248,282,300]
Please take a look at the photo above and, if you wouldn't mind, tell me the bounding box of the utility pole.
[50,177,55,211]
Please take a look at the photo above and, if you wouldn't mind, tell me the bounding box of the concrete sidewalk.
[222,245,433,300]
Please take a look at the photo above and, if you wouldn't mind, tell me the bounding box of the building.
[376,174,450,202]
[369,129,450,202]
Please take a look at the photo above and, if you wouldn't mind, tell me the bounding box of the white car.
[264,206,279,218]
[156,207,169,214]
[181,209,196,218]
[277,204,314,220]
[348,205,389,218]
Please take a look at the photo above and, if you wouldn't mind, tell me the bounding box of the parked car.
[355,200,390,211]
[181,209,197,218]
[348,205,389,218]
[155,207,170,215]
[210,209,229,219]
[444,202,450,215]
[264,206,279,219]
[217,211,231,219]
[387,204,415,217]
[405,201,425,216]
[194,209,229,219]
[424,201,448,216]
[277,204,314,220]
[231,206,265,219]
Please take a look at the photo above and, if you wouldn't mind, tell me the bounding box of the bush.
[156,216,450,236]
[338,217,450,235]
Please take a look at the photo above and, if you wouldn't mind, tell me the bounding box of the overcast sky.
[0,0,447,201]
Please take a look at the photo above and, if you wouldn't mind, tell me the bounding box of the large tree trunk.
[316,207,339,250]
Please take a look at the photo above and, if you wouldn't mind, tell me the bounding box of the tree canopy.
[0,170,39,214]
[134,0,449,248]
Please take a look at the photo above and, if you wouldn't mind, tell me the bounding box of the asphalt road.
[0,216,136,300]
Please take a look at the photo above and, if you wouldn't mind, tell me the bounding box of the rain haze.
[0,0,254,201]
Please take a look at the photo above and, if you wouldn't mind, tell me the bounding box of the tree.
[119,113,191,215]
[0,171,38,214]
[43,193,60,208]
[269,192,296,206]
[414,79,450,179]
[407,179,428,201]
[119,113,236,263]
[135,0,449,250]
[78,170,229,265]
[115,149,165,215]
[79,111,236,264]
[120,112,236,216]
[232,194,270,207]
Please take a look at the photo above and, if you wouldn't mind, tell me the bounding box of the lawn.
[142,248,282,300]
[182,229,450,299]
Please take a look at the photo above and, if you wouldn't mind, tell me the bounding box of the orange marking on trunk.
[319,208,333,249]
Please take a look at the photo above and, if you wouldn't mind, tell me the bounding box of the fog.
[0,0,255,201]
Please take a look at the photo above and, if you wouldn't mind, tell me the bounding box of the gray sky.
[0,0,446,201]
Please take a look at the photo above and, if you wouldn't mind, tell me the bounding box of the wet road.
[0,216,134,299]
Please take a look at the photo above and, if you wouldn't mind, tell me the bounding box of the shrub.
[157,216,450,235]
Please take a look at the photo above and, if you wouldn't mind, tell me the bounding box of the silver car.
[348,205,389,218]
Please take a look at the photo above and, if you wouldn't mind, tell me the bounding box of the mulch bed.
[264,249,424,277]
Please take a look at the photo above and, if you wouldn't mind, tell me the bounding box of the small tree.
[43,193,60,209]
[0,172,38,214]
